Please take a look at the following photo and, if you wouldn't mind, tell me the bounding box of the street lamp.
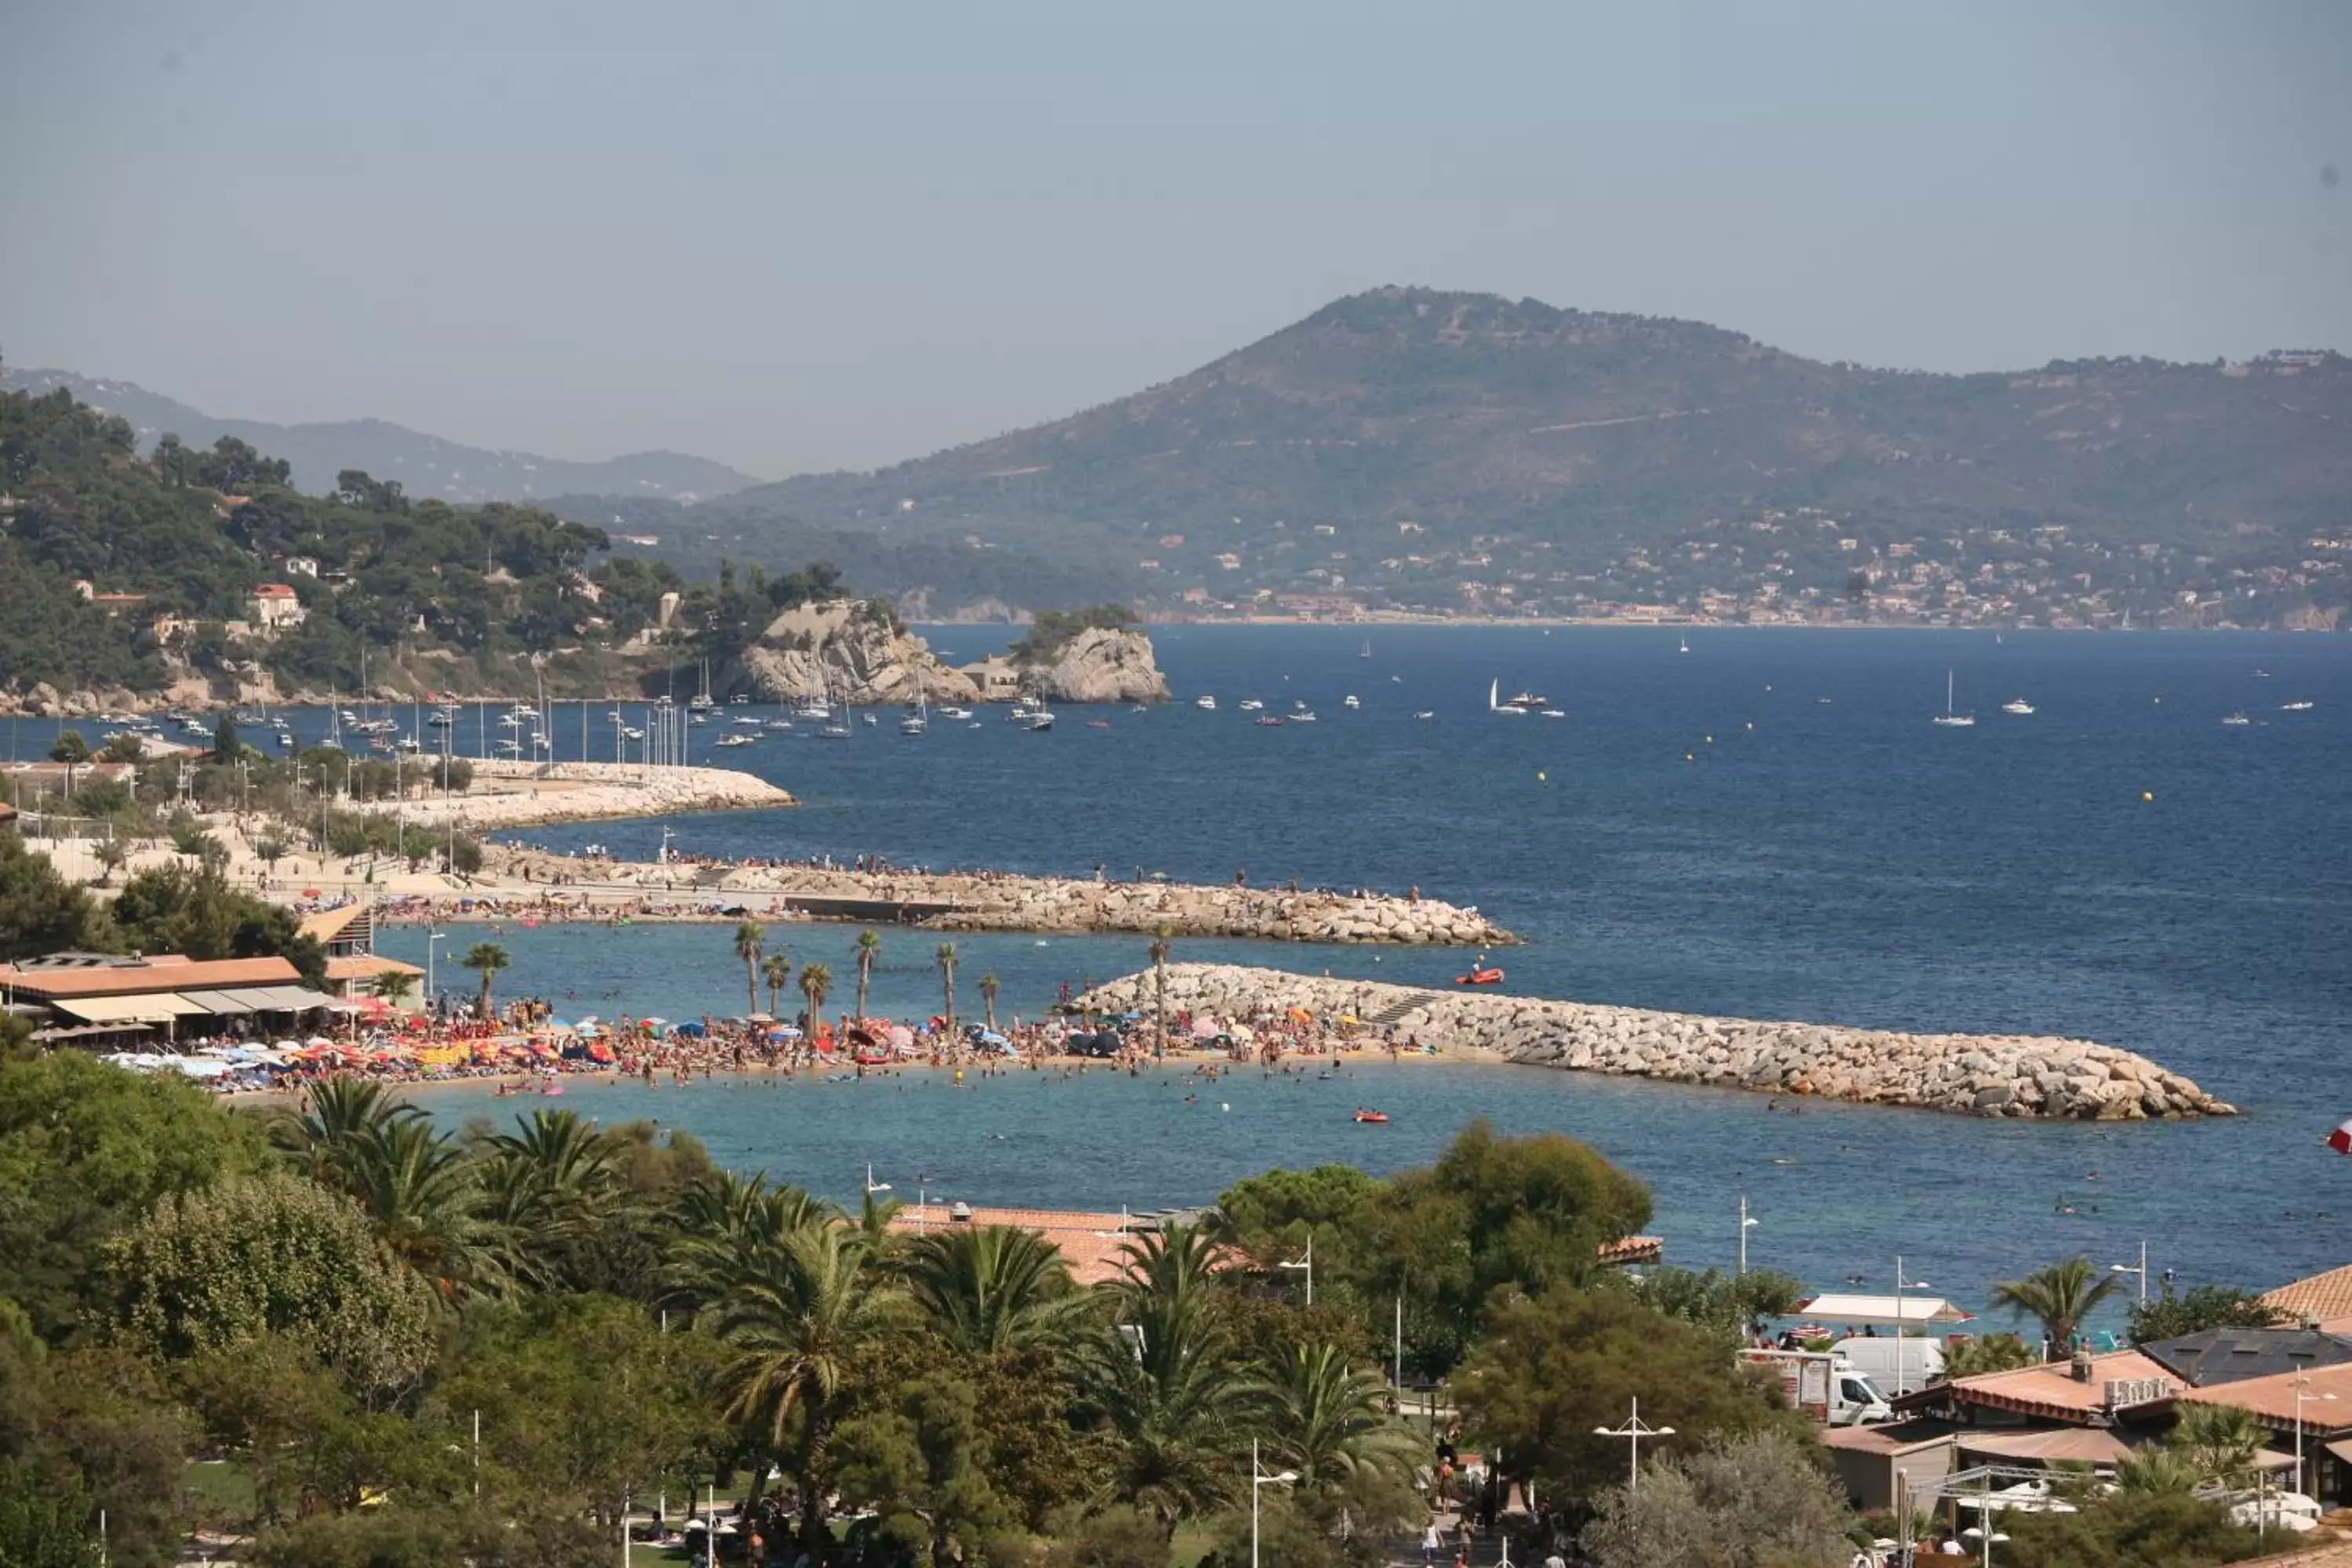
[1894,1257,1933,1396]
[1594,1397,1674,1492]
[1249,1438,1298,1568]
[2294,1366,2337,1497]
[1738,1195,1758,1277]
[2110,1240,2150,1304]
[426,931,445,1009]
[1279,1235,1314,1306]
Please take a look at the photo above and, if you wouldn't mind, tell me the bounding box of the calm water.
[16,626,2350,1317]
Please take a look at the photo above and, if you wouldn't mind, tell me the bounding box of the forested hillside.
[0,366,762,503]
[0,378,797,702]
[707,287,2352,627]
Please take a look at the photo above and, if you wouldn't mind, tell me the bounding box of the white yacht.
[1342,695,1360,709]
[716,731,758,748]
[2001,698,2036,716]
[937,706,973,720]
[1194,695,1217,710]
[2222,712,2252,727]
[1238,699,1265,712]
[2281,700,2315,713]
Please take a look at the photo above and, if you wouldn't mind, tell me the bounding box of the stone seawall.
[401,760,795,831]
[1068,964,2236,1120]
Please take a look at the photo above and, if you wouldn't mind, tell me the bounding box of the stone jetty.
[1068,964,2236,1120]
[400,760,796,832]
[479,842,1512,946]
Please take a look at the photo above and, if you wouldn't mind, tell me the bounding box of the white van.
[1830,1335,1944,1396]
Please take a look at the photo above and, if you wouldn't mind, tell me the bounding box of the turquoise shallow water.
[17,625,2347,1319]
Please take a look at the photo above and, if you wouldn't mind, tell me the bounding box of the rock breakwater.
[401,760,795,831]
[1068,964,2236,1120]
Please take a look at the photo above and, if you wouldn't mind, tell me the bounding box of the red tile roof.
[1939,1348,2177,1421]
[0,956,300,1000]
[885,1206,1163,1287]
[253,583,299,599]
[2267,1265,2352,1332]
[2168,1361,2352,1432]
[325,955,425,982]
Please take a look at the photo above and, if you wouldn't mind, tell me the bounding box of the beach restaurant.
[0,951,347,1047]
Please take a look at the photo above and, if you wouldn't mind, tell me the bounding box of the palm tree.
[341,1117,482,1298]
[762,953,793,1018]
[268,1076,424,1188]
[935,942,958,1034]
[1078,1278,1251,1534]
[714,1225,906,1554]
[94,837,128,887]
[668,1171,832,1308]
[1991,1256,2125,1356]
[799,961,832,1031]
[1108,1220,1229,1323]
[1937,1332,2037,1380]
[374,969,419,1008]
[48,730,89,798]
[478,1109,619,1288]
[2114,1446,2201,1494]
[733,920,765,1017]
[903,1224,1089,1356]
[978,972,1000,1032]
[854,929,882,1020]
[1148,927,1174,1057]
[462,942,510,1018]
[1262,1341,1425,1493]
[2169,1402,2263,1489]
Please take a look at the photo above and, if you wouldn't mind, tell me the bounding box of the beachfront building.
[0,952,345,1048]
[299,903,425,1005]
[2266,1263,2352,1334]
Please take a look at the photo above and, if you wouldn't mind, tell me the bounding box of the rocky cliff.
[966,627,1171,705]
[735,601,979,706]
[1069,964,2237,1120]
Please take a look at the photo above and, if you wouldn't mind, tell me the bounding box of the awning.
[1795,1292,1975,1327]
[54,994,205,1024]
[33,1022,155,1042]
[2325,1438,2352,1466]
[233,985,341,1012]
[175,989,256,1014]
[1958,1429,2134,1465]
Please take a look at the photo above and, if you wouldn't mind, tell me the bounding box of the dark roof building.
[2141,1327,2352,1388]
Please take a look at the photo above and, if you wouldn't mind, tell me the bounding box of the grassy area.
[181,1457,256,1519]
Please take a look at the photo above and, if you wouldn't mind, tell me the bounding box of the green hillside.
[708,287,2352,628]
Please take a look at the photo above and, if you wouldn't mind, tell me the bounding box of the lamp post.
[1593,1397,1673,1493]
[426,931,445,1009]
[1894,1257,1933,1396]
[2294,1367,2336,1498]
[1250,1438,1298,1568]
[1738,1195,1757,1276]
[1279,1235,1314,1306]
[2110,1240,2150,1304]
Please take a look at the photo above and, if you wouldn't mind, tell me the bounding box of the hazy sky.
[3,2,2346,477]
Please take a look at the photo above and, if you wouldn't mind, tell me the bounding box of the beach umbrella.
[2330,1120,2352,1155]
[887,1024,915,1050]
[1190,1017,1220,1038]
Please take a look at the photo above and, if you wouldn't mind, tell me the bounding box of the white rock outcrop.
[1066,964,2237,1120]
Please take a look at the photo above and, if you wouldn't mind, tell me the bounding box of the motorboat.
[716,732,758,747]
[1239,699,1265,712]
[764,717,794,731]
[1194,695,1217,710]
[731,715,761,727]
[1342,695,1360,709]
[2222,712,2252,727]
[1085,718,1112,730]
[2001,699,2035,716]
[818,721,852,739]
[1539,707,1565,719]
[1290,710,1318,723]
[1414,710,1436,721]
[1254,714,1287,727]
[2281,700,2315,713]
[1353,1109,1390,1125]
[862,713,879,726]
[1456,965,1505,985]
[938,706,973,720]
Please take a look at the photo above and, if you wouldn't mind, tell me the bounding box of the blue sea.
[15,626,2350,1322]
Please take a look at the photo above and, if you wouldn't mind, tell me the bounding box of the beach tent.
[673,1021,706,1038]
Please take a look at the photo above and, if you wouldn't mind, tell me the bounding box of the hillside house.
[249,583,306,632]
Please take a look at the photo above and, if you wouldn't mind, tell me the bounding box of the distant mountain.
[0,367,763,504]
[706,287,2351,628]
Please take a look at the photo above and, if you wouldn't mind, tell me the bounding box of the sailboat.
[1359,639,1372,659]
[898,682,928,735]
[1932,670,1976,728]
[1488,679,1534,716]
[688,659,717,713]
[818,668,852,739]
[1679,636,1690,655]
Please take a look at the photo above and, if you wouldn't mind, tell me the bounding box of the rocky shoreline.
[1066,964,2236,1120]
[399,760,796,831]
[481,844,1513,946]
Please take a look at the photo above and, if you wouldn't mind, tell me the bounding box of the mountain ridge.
[0,367,764,505]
